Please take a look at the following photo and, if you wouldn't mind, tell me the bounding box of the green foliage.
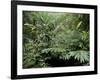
[23,11,90,68]
[68,51,89,63]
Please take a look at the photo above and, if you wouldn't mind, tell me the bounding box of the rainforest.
[23,11,90,68]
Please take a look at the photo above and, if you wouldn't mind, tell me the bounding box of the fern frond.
[68,50,89,63]
[42,48,66,53]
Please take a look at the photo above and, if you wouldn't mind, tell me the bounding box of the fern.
[42,48,66,53]
[68,51,89,63]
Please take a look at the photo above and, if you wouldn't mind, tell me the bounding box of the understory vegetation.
[23,11,90,68]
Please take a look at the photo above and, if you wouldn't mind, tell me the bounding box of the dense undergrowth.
[23,11,90,68]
